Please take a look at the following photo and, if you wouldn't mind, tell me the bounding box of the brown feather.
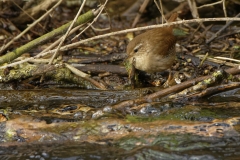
[126,13,178,73]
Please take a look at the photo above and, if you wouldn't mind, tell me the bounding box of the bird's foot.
[163,71,180,88]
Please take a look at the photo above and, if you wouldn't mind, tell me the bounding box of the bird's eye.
[134,48,138,53]
[133,43,142,53]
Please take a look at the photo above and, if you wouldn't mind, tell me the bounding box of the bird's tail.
[166,12,178,31]
[167,12,178,23]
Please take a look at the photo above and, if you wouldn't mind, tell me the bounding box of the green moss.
[5,129,15,141]
[117,136,147,150]
[212,70,222,77]
[173,28,188,37]
[126,105,221,123]
[126,115,159,123]
[0,109,10,120]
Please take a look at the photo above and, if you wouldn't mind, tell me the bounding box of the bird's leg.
[163,70,172,88]
[125,57,137,89]
[163,70,180,88]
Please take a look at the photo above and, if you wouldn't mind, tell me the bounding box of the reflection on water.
[1,135,240,159]
[0,89,240,159]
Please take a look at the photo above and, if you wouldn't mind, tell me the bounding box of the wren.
[126,13,179,86]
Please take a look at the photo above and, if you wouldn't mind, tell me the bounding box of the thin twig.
[187,0,199,18]
[71,0,108,41]
[0,0,63,54]
[197,1,222,9]
[41,24,86,54]
[10,0,45,29]
[64,63,90,78]
[154,0,167,23]
[2,17,240,69]
[131,0,150,28]
[0,24,86,69]
[199,52,208,67]
[43,17,240,55]
[206,12,240,44]
[90,24,110,32]
[214,56,240,63]
[48,0,87,65]
[159,0,167,23]
[196,55,238,67]
[65,63,107,90]
[182,82,240,100]
[222,0,227,18]
[0,6,102,69]
[112,66,240,110]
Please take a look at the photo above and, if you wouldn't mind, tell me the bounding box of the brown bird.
[126,13,178,86]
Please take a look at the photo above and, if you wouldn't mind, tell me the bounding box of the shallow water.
[0,89,240,159]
